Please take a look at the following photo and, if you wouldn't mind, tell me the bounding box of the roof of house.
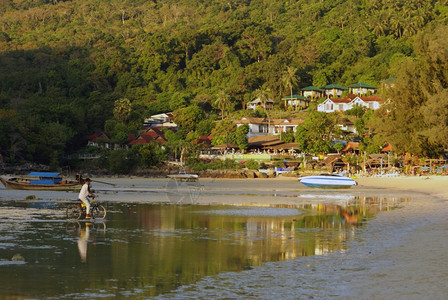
[381,143,392,152]
[248,135,282,147]
[321,84,348,90]
[272,119,304,126]
[321,154,344,165]
[129,128,167,145]
[248,98,274,105]
[87,131,111,142]
[348,82,377,89]
[357,96,382,102]
[270,142,299,150]
[235,117,269,125]
[342,142,359,152]
[328,97,352,104]
[300,86,323,92]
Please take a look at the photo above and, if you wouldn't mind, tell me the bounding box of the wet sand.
[340,175,448,299]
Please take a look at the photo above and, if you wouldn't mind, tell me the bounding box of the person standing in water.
[78,178,96,218]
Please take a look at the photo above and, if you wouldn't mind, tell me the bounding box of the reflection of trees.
[102,197,405,296]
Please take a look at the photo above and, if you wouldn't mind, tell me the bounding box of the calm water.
[0,191,405,299]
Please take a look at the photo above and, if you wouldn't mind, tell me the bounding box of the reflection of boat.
[0,172,82,191]
[298,173,357,189]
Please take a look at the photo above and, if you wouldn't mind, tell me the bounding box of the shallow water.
[0,179,410,298]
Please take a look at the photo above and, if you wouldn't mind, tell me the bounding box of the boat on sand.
[298,172,357,189]
[0,172,83,191]
[167,167,199,182]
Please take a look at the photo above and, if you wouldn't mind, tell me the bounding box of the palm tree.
[282,66,298,103]
[254,86,271,111]
[113,98,132,124]
[214,90,231,120]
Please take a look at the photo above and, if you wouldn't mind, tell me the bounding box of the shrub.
[245,160,260,170]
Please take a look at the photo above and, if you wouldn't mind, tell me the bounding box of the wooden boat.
[0,172,83,191]
[298,173,357,189]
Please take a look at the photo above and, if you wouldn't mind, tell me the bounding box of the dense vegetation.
[0,0,447,171]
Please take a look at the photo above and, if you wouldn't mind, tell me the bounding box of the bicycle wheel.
[92,204,106,219]
[66,205,82,220]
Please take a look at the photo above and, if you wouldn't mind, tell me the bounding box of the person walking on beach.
[78,178,96,219]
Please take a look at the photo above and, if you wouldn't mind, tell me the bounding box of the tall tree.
[253,86,271,112]
[371,24,448,157]
[214,90,232,120]
[113,98,132,124]
[282,66,298,101]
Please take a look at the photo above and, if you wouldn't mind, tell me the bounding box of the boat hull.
[298,175,357,189]
[0,177,82,191]
[167,174,199,182]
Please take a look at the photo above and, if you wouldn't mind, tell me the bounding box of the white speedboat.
[298,173,357,189]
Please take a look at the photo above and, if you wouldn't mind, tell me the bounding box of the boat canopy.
[27,172,62,184]
[28,172,60,177]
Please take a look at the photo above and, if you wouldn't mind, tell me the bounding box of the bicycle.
[66,196,107,220]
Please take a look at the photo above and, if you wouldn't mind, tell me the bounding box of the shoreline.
[98,173,448,200]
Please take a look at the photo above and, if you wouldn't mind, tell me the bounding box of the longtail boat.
[0,172,83,191]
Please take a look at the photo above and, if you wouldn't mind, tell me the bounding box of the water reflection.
[0,195,406,298]
[77,222,91,263]
[67,221,106,263]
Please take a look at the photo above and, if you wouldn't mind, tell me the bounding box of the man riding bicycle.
[78,178,96,219]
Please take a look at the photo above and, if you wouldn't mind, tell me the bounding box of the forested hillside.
[0,0,447,167]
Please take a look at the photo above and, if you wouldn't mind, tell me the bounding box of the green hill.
[0,0,447,165]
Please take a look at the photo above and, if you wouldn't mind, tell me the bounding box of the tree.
[294,124,308,153]
[345,105,365,118]
[164,129,186,162]
[108,149,130,174]
[371,24,448,157]
[211,119,237,146]
[134,143,166,168]
[214,90,232,119]
[196,119,216,136]
[420,90,448,151]
[113,98,132,124]
[234,124,249,150]
[173,105,205,132]
[354,118,365,136]
[294,111,338,155]
[280,130,295,143]
[253,86,271,111]
[282,66,298,101]
[333,142,344,153]
[237,25,272,62]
